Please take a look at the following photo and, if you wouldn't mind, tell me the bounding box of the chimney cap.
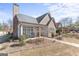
[13,3,19,6]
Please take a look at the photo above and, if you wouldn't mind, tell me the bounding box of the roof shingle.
[36,13,48,23]
[16,14,38,24]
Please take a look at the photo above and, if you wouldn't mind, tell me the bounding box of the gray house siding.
[17,22,48,38]
[48,19,56,37]
[13,13,56,38]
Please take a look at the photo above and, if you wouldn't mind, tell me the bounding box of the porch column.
[21,25,23,36]
[18,24,20,37]
[33,27,36,37]
[39,27,41,37]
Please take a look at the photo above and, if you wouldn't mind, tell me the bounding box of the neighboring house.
[13,4,57,38]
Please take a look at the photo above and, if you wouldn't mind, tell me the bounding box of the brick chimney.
[13,3,19,17]
[13,3,19,37]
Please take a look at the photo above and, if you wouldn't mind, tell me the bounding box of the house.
[13,4,57,38]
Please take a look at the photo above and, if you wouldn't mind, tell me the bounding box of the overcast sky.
[0,3,79,23]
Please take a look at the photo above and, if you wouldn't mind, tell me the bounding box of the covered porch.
[17,23,48,38]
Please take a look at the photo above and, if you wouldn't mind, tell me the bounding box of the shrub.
[56,29,61,35]
[19,35,28,46]
[3,33,13,42]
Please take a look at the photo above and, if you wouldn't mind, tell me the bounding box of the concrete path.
[45,37,79,48]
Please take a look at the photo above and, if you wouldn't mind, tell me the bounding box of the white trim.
[18,24,20,37]
[21,25,23,36]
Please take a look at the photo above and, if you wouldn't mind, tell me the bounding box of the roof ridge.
[36,13,50,23]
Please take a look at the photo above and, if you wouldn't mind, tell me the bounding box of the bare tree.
[8,19,13,33]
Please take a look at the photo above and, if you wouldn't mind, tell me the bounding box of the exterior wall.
[41,26,48,37]
[17,22,48,38]
[13,16,18,37]
[40,14,50,25]
[48,20,56,37]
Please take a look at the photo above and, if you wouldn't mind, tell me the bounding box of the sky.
[0,3,79,24]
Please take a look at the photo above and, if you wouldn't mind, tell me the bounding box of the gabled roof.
[36,13,51,23]
[46,17,56,28]
[46,19,51,26]
[16,14,38,24]
[52,17,56,28]
[15,13,56,27]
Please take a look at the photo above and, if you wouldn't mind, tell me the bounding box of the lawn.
[1,34,79,56]
[10,41,79,56]
[62,32,79,44]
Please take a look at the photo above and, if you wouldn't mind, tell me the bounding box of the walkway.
[44,37,79,48]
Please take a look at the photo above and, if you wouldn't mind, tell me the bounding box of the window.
[23,27,34,37]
